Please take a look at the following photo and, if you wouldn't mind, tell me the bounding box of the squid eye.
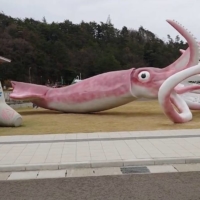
[138,71,150,82]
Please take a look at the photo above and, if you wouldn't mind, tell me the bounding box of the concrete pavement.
[1,129,200,172]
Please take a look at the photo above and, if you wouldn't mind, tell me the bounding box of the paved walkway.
[1,129,200,172]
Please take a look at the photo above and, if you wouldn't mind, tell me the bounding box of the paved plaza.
[0,129,200,172]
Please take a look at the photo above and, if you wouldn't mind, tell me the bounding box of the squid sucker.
[4,19,200,126]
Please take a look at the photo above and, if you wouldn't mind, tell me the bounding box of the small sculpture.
[0,56,22,127]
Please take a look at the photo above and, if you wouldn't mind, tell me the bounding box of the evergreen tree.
[0,13,187,85]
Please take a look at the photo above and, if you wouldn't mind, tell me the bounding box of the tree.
[0,12,187,85]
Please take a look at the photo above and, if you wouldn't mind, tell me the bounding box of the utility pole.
[29,67,31,83]
[106,15,111,25]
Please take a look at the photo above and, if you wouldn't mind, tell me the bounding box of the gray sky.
[1,0,200,42]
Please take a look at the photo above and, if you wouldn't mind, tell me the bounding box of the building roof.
[0,56,11,63]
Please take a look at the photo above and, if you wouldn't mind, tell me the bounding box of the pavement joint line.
[1,134,200,145]
[1,157,200,172]
[2,163,200,181]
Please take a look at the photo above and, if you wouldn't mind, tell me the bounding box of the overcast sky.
[1,0,200,42]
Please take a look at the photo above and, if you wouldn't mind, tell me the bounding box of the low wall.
[4,91,32,109]
[4,91,15,102]
[8,102,33,109]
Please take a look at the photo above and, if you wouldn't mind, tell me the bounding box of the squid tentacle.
[175,85,200,94]
[166,20,200,70]
[158,63,200,123]
[158,19,200,123]
[163,19,200,73]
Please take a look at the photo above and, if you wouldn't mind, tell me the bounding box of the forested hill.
[0,13,188,85]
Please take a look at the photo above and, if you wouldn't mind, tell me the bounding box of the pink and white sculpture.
[0,57,22,127]
[9,19,200,124]
[0,83,22,127]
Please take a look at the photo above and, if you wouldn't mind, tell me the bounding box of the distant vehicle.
[71,75,82,85]
[7,87,13,91]
[52,82,63,88]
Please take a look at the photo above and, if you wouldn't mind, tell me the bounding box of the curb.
[1,133,200,145]
[1,157,200,172]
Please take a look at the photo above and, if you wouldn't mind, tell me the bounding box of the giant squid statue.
[8,19,200,124]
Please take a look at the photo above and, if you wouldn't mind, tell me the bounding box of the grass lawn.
[0,100,200,136]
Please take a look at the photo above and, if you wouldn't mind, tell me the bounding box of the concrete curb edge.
[1,157,200,172]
